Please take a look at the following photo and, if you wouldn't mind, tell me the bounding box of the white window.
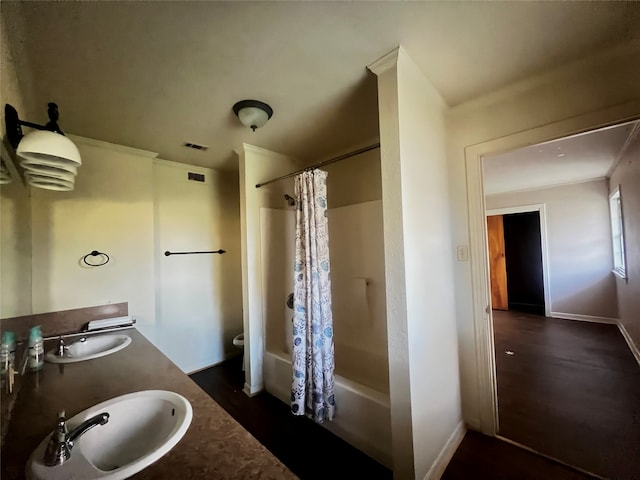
[609,185,626,279]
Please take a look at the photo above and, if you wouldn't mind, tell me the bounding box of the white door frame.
[465,101,640,436]
[486,204,551,317]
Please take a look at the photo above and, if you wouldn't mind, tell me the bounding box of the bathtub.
[263,349,392,468]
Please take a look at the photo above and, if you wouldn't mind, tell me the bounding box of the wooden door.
[487,215,508,310]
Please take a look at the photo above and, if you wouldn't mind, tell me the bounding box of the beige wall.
[0,180,32,318]
[20,135,243,372]
[447,42,640,430]
[151,160,243,372]
[260,208,296,356]
[1,5,34,318]
[30,137,157,325]
[610,133,640,351]
[323,148,382,208]
[486,179,617,319]
[372,47,461,480]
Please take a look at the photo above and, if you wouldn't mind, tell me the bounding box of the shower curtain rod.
[255,143,380,188]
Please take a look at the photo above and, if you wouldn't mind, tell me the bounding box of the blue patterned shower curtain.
[291,169,336,422]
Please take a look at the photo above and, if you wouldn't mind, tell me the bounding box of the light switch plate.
[456,245,469,262]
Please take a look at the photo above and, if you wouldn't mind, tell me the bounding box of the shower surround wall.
[262,201,389,391]
[260,148,390,466]
[328,201,389,393]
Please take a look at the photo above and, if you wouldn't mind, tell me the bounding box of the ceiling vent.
[183,142,208,151]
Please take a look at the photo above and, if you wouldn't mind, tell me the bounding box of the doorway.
[486,208,548,316]
[465,107,640,439]
[477,118,640,478]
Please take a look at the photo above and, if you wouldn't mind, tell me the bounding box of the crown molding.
[367,47,400,76]
[234,143,298,162]
[153,157,215,174]
[485,176,607,197]
[606,120,640,178]
[67,134,159,158]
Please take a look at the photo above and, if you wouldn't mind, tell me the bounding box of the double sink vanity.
[1,305,296,479]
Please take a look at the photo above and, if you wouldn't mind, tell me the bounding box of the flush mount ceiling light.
[5,103,81,191]
[232,100,273,131]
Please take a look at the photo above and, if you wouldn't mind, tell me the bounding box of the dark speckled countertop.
[0,329,297,479]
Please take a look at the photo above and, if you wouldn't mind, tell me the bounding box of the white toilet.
[232,333,244,370]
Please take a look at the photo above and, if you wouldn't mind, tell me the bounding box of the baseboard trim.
[243,382,263,397]
[550,312,618,324]
[423,421,466,480]
[186,363,218,375]
[617,321,640,368]
[186,352,241,375]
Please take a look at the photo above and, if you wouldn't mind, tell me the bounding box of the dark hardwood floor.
[190,313,639,480]
[443,430,597,480]
[190,356,392,480]
[493,310,640,479]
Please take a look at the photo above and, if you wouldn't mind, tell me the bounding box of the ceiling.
[3,1,640,170]
[483,120,640,196]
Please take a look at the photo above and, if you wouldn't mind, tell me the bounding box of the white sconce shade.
[22,165,76,182]
[24,172,75,191]
[5,103,81,191]
[17,130,81,191]
[20,157,78,176]
[17,130,81,167]
[233,100,273,131]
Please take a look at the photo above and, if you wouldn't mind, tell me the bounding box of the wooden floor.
[443,430,597,480]
[190,356,392,480]
[193,357,598,480]
[190,313,640,480]
[492,310,640,479]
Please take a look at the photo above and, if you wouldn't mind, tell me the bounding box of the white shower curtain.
[290,169,336,422]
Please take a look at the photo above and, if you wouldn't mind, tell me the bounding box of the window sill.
[612,268,627,280]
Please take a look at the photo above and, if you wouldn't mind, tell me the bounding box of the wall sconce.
[5,103,81,191]
[232,100,273,131]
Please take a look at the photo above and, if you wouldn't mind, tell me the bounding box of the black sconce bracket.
[5,103,66,150]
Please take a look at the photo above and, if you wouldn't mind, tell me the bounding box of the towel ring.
[83,250,110,267]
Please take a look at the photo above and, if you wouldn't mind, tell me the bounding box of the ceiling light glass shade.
[233,100,273,131]
[237,106,270,130]
[17,130,81,167]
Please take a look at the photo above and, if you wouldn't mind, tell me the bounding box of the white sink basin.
[45,334,132,364]
[27,390,193,480]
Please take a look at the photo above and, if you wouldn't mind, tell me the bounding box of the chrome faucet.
[44,410,110,466]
